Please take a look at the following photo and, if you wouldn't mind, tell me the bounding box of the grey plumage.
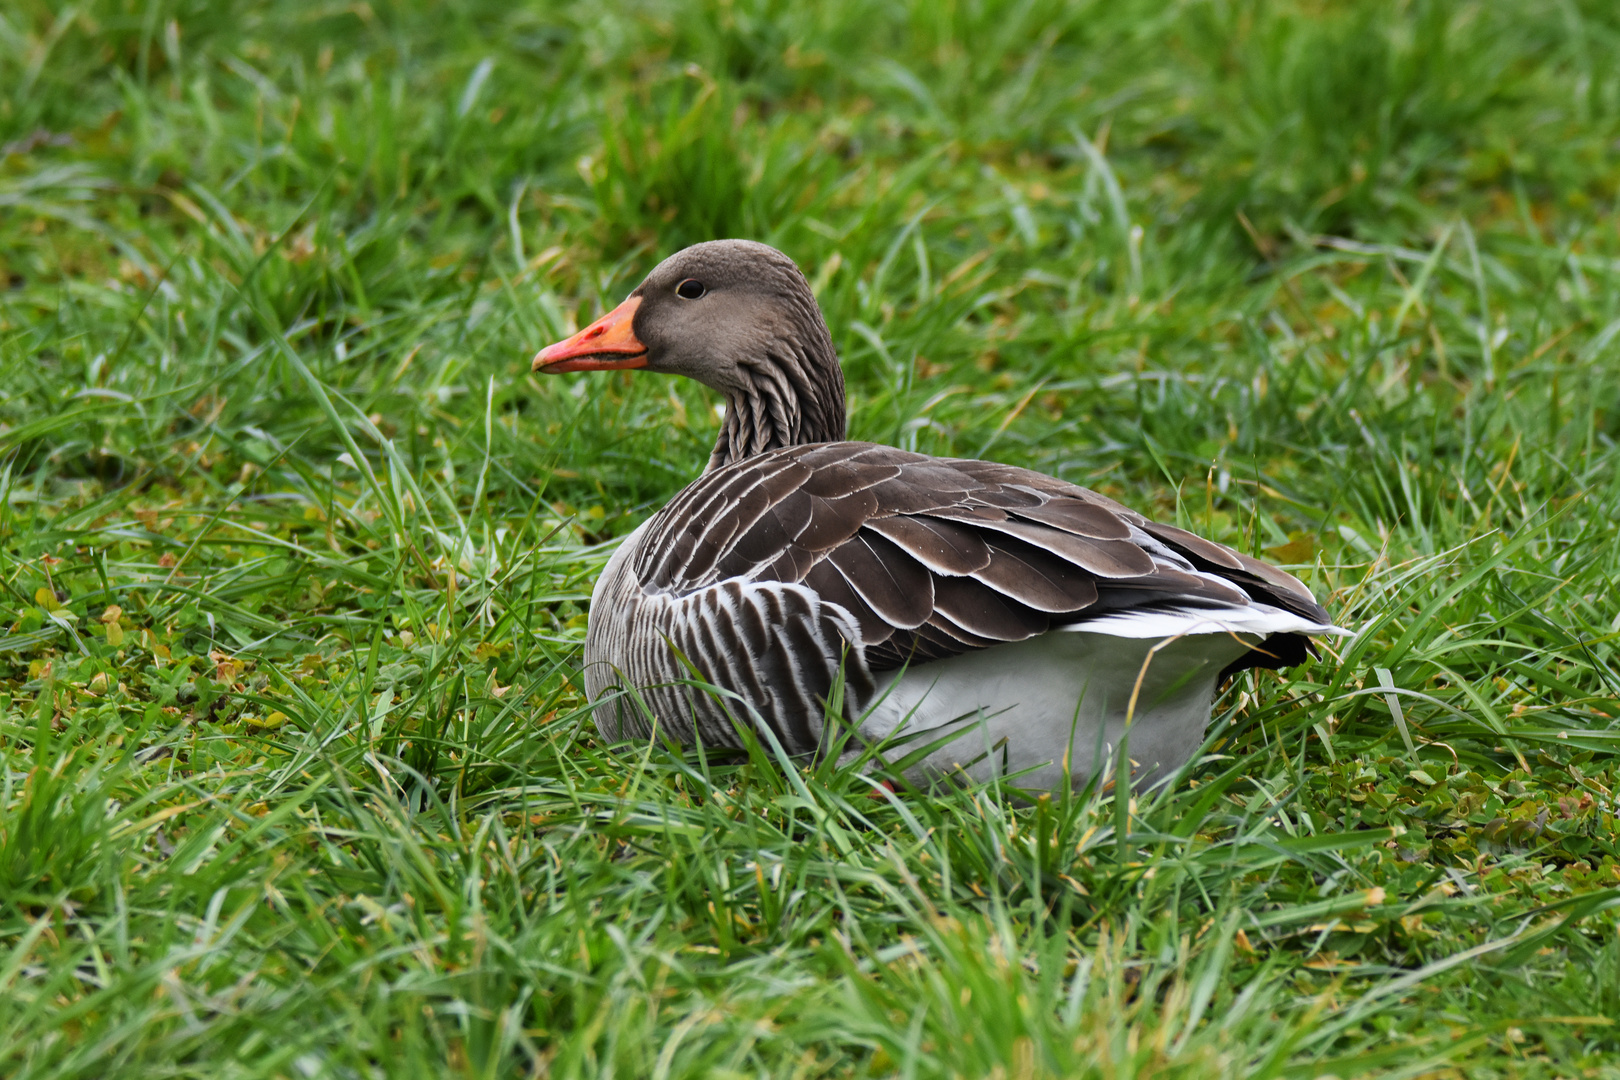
[583,441,1331,756]
[535,239,1344,786]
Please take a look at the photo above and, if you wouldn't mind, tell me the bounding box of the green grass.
[3,0,1620,1075]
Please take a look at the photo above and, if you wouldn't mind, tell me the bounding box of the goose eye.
[675,279,706,300]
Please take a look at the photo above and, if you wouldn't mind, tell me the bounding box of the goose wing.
[631,442,1331,674]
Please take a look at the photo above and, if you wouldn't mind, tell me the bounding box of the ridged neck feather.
[705,324,846,472]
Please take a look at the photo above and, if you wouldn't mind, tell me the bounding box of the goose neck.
[705,346,846,471]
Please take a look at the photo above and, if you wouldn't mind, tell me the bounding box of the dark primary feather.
[631,442,1330,676]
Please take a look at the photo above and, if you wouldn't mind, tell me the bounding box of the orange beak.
[531,296,648,373]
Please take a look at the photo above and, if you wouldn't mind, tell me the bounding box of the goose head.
[533,240,847,470]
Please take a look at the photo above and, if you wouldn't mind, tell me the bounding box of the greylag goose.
[533,240,1343,790]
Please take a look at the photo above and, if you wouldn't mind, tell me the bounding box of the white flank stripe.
[1067,603,1353,639]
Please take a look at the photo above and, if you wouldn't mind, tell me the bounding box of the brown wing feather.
[973,535,1102,613]
[1137,521,1326,619]
[823,531,935,630]
[862,515,993,576]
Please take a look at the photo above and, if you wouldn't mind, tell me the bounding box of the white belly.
[859,627,1257,790]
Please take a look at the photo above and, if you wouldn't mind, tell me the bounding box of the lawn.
[3,0,1620,1075]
